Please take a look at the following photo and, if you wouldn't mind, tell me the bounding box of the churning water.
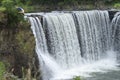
[27,10,120,80]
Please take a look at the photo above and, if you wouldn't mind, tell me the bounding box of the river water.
[85,68,120,80]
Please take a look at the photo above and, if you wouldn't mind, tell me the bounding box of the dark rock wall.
[108,10,119,21]
[0,25,39,79]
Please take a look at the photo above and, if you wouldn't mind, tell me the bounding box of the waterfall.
[28,16,62,79]
[27,10,119,80]
[72,11,111,61]
[111,12,120,63]
[44,13,82,68]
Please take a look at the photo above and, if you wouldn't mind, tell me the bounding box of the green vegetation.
[114,3,120,9]
[30,0,120,9]
[73,76,81,80]
[0,0,120,13]
[0,62,6,80]
[0,0,33,27]
[0,63,32,80]
[0,0,33,12]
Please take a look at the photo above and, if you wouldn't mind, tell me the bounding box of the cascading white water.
[27,10,119,80]
[44,13,82,68]
[72,11,111,61]
[28,16,62,79]
[111,12,120,63]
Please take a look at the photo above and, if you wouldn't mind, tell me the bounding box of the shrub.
[0,7,6,12]
[73,76,81,80]
[0,0,32,27]
[0,0,23,27]
[114,3,120,9]
[0,62,6,80]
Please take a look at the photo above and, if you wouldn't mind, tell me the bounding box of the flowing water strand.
[28,17,48,53]
[29,16,62,80]
[111,12,120,51]
[44,13,82,69]
[111,12,120,63]
[73,10,111,61]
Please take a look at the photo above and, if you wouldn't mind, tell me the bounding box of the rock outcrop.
[0,18,39,79]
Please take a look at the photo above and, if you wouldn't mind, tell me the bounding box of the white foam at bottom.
[50,50,119,80]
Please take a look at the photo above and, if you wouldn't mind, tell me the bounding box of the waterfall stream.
[27,10,120,80]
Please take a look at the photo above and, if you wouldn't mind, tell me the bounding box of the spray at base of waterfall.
[51,50,119,80]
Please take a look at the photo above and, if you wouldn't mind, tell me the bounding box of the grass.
[73,76,81,80]
[0,7,6,12]
[0,61,6,80]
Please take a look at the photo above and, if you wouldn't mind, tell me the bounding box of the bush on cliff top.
[0,0,32,28]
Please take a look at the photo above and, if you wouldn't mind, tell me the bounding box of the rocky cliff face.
[0,21,39,79]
